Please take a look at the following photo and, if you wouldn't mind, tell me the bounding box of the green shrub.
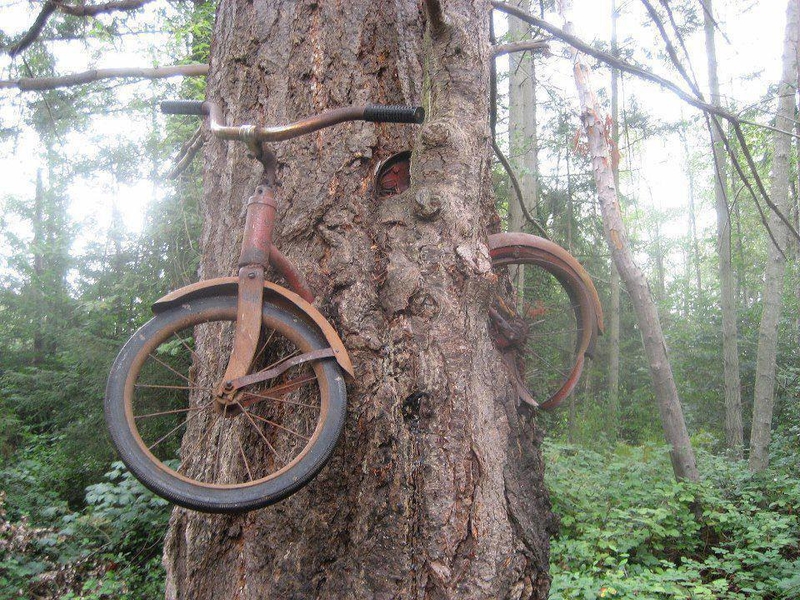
[546,442,800,599]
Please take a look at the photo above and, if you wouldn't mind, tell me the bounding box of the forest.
[0,0,798,598]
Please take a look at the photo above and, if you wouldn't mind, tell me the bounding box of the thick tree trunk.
[749,0,797,473]
[703,0,744,458]
[163,2,555,598]
[562,4,699,482]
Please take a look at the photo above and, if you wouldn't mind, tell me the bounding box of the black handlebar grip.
[364,104,425,124]
[160,100,207,116]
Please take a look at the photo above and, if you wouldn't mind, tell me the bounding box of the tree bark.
[162,2,555,598]
[749,0,798,473]
[703,0,744,458]
[562,2,699,482]
[607,0,621,431]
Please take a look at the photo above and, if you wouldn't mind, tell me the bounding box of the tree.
[557,0,699,482]
[749,0,798,473]
[703,0,744,458]
[159,1,554,598]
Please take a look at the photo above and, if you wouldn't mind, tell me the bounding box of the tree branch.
[55,0,157,17]
[6,0,157,57]
[492,139,549,238]
[490,0,800,245]
[492,40,550,58]
[0,63,209,91]
[7,1,58,57]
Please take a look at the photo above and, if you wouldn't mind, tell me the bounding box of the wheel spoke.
[236,401,281,463]
[247,411,310,441]
[179,410,222,474]
[135,383,214,391]
[147,403,211,451]
[238,438,254,482]
[173,332,200,362]
[135,406,206,420]
[147,351,193,385]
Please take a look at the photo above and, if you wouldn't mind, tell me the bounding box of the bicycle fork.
[214,151,336,410]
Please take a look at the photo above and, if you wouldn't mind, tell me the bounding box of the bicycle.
[104,100,423,513]
[105,101,602,515]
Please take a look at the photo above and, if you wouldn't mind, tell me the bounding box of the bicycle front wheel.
[105,295,346,513]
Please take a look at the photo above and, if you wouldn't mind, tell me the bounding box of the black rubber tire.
[105,295,346,513]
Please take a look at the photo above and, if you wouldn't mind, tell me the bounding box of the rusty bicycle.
[105,101,602,514]
[105,100,423,513]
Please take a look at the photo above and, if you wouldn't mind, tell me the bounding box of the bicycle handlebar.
[160,100,424,143]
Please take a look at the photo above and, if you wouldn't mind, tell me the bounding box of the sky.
[0,0,791,271]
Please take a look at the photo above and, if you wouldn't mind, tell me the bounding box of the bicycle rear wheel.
[489,233,601,410]
[105,295,346,513]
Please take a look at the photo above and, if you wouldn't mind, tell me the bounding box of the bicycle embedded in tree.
[104,101,602,514]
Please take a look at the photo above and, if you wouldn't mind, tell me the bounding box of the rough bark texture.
[703,0,743,458]
[749,0,797,473]
[563,4,699,482]
[162,1,555,598]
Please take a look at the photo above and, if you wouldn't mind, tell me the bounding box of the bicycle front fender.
[151,277,355,380]
[488,232,605,334]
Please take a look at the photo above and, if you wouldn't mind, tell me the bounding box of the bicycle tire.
[105,295,346,513]
[489,233,600,410]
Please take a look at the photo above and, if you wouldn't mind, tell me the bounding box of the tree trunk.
[748,0,798,473]
[163,2,555,598]
[507,0,540,306]
[703,0,744,458]
[607,0,621,429]
[562,3,699,482]
[679,125,703,299]
[32,169,45,365]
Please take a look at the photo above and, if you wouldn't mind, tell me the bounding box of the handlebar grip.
[160,100,207,116]
[364,104,425,124]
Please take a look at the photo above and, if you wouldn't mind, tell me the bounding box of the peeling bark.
[562,1,699,482]
[162,2,554,598]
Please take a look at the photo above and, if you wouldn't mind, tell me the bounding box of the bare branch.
[490,0,800,245]
[0,64,209,91]
[169,126,205,179]
[6,0,157,57]
[492,40,550,58]
[55,0,157,17]
[7,1,58,57]
[492,140,549,238]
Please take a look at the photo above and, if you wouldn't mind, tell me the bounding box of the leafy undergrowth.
[0,463,169,599]
[546,440,800,599]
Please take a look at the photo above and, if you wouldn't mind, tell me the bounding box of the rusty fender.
[151,278,354,379]
[487,232,605,334]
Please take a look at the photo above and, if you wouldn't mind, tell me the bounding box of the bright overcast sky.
[0,0,790,261]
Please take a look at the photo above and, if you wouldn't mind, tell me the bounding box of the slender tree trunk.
[562,3,699,482]
[163,2,555,598]
[607,0,621,428]
[749,0,798,473]
[679,125,703,298]
[703,0,744,458]
[32,169,45,365]
[508,0,540,307]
